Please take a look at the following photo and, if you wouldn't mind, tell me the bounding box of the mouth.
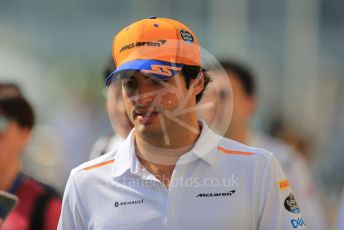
[134,110,160,123]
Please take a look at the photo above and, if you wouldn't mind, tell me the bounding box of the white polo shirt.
[58,121,306,230]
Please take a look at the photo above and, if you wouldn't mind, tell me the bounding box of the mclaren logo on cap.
[180,29,194,43]
[119,40,167,53]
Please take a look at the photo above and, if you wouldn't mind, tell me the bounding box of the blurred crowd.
[0,84,61,229]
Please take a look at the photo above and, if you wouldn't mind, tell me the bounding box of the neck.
[224,123,249,145]
[0,160,20,191]
[135,118,201,187]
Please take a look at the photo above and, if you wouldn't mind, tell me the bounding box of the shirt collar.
[110,120,221,178]
[178,119,221,166]
[110,128,136,178]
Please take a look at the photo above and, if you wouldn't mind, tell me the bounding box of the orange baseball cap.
[105,16,201,85]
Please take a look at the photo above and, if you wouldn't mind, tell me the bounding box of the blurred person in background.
[0,83,61,230]
[199,59,326,230]
[269,118,312,162]
[337,188,344,230]
[89,58,133,160]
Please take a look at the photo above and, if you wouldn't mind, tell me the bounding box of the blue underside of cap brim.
[105,60,184,86]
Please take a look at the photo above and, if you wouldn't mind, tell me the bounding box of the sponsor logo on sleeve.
[290,217,306,229]
[284,193,300,214]
[278,179,289,191]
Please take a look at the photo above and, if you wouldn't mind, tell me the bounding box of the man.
[0,83,61,229]
[89,58,133,160]
[199,60,324,229]
[58,17,306,229]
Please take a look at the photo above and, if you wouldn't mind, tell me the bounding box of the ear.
[191,72,205,96]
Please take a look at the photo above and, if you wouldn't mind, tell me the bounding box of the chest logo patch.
[196,190,235,198]
[114,199,144,208]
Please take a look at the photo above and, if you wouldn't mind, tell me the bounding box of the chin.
[135,122,165,137]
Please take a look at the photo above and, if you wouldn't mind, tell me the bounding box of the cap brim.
[105,60,183,86]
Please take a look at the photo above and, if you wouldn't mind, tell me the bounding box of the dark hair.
[104,57,122,89]
[0,83,35,130]
[182,65,211,103]
[103,57,116,81]
[218,60,255,97]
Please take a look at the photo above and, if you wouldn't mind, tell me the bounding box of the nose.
[134,83,156,107]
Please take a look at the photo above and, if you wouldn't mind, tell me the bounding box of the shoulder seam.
[82,159,115,171]
[217,146,255,156]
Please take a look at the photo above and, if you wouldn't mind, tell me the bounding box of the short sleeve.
[258,155,307,230]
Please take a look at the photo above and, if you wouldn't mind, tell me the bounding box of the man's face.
[199,70,254,132]
[228,73,255,129]
[120,71,197,138]
[0,117,30,164]
[199,70,232,131]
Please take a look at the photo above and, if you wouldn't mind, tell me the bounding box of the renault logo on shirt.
[114,199,144,208]
[196,190,235,198]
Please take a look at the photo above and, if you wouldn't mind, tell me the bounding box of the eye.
[122,78,137,91]
[151,77,170,85]
[152,78,163,85]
